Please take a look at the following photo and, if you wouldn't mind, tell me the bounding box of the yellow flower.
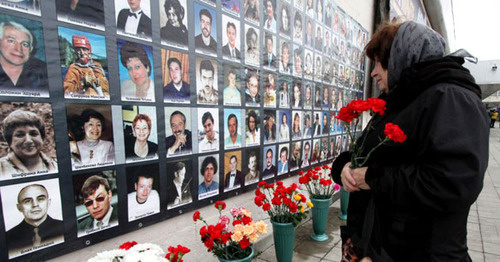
[255,221,268,234]
[243,224,255,235]
[231,231,243,242]
[234,224,244,232]
[293,194,302,201]
[306,201,314,208]
[241,209,252,217]
[248,232,259,242]
[300,207,305,213]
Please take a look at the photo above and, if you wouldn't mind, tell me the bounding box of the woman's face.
[167,7,180,27]
[134,119,150,142]
[10,125,43,159]
[127,57,149,87]
[294,115,299,129]
[84,117,102,141]
[293,85,300,100]
[282,9,289,30]
[282,114,287,124]
[371,61,388,93]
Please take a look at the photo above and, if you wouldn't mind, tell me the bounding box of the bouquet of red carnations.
[193,201,267,260]
[299,165,342,199]
[254,181,313,227]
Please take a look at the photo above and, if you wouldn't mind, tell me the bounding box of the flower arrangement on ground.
[87,241,190,262]
[193,201,268,260]
[335,98,407,168]
[254,181,313,226]
[299,165,342,199]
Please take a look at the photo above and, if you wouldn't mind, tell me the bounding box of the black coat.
[332,56,488,261]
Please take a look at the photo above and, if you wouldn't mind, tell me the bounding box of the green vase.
[338,187,349,220]
[217,246,254,262]
[271,220,295,262]
[310,197,332,241]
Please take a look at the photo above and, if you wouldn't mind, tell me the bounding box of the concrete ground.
[50,128,500,262]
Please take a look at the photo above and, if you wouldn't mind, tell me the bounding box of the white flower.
[87,249,126,262]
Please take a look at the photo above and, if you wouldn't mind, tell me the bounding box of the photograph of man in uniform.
[1,179,64,259]
[196,58,218,105]
[277,144,289,175]
[116,0,152,40]
[0,104,58,181]
[162,50,190,103]
[59,28,109,100]
[224,152,243,191]
[244,149,260,185]
[244,68,260,106]
[245,109,260,146]
[198,154,219,199]
[262,33,276,69]
[221,16,241,61]
[165,109,192,157]
[224,110,242,149]
[56,0,105,31]
[0,17,49,97]
[198,108,219,152]
[222,66,241,106]
[289,141,302,171]
[74,171,118,237]
[194,5,217,56]
[167,160,193,209]
[262,146,277,180]
[160,0,188,48]
[126,164,159,221]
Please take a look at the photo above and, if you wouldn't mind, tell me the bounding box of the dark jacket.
[222,44,241,59]
[331,21,488,261]
[195,34,217,54]
[6,216,64,252]
[224,170,243,189]
[117,9,152,37]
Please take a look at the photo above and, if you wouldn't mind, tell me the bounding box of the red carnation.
[214,201,226,211]
[368,97,386,115]
[193,211,201,222]
[254,196,263,207]
[119,241,137,250]
[384,123,407,143]
[263,202,271,211]
[239,237,250,249]
[242,216,252,225]
[289,202,298,213]
[271,196,282,206]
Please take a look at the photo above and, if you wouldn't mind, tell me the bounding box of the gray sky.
[442,0,500,61]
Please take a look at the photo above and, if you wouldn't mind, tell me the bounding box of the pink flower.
[218,215,231,231]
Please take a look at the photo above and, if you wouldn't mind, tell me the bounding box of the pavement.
[49,128,500,262]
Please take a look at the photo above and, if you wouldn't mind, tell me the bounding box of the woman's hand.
[341,163,371,192]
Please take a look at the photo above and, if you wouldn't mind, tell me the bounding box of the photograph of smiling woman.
[0,103,57,181]
[118,40,155,102]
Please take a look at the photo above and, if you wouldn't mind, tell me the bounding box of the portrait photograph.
[314,53,323,81]
[289,140,302,171]
[244,67,260,107]
[262,145,277,180]
[243,147,260,186]
[311,138,321,164]
[165,107,193,157]
[301,140,311,168]
[312,111,322,137]
[222,63,242,106]
[291,78,302,109]
[330,85,338,110]
[278,39,291,74]
[316,0,324,24]
[0,102,58,181]
[304,17,314,48]
[66,104,115,171]
[263,0,277,33]
[161,48,190,104]
[291,110,302,140]
[245,109,260,147]
[303,48,313,80]
[329,111,337,135]
[342,134,348,151]
[160,0,188,49]
[263,72,277,107]
[194,3,217,57]
[126,163,160,221]
[222,14,241,61]
[294,0,303,11]
[277,143,289,175]
[197,107,219,153]
[1,178,64,259]
[56,0,105,31]
[314,83,322,109]
[122,105,158,163]
[303,82,313,109]
[0,0,41,16]
[278,110,290,142]
[73,170,118,237]
[196,57,218,105]
[279,2,291,38]
[223,150,243,192]
[118,40,155,102]
[278,75,291,108]
[293,10,303,44]
[115,0,152,41]
[303,111,313,138]
[0,14,49,98]
[322,84,330,109]
[221,0,240,16]
[263,110,277,144]
[323,57,332,84]
[167,158,193,209]
[224,109,243,150]
[320,137,328,162]
[244,24,260,66]
[293,45,303,76]
[58,26,109,100]
[243,0,259,24]
[198,154,220,200]
[262,32,277,70]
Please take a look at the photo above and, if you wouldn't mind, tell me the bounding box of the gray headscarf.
[387,21,446,90]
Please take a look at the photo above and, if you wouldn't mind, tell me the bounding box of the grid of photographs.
[0,0,366,260]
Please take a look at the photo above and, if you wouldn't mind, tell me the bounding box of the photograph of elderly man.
[0,15,49,97]
[165,108,192,156]
[0,103,58,181]
[1,179,64,259]
[126,164,159,221]
[74,171,118,237]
